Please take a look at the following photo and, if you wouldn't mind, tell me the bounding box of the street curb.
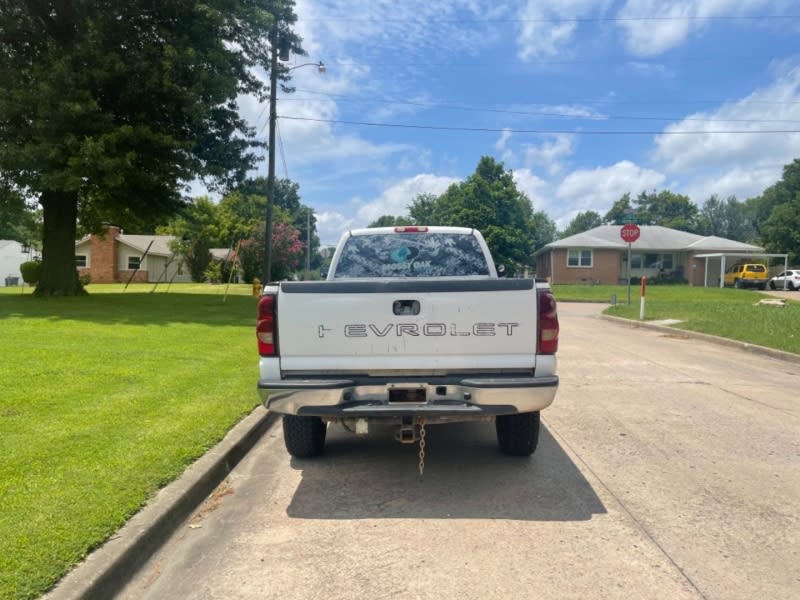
[44,406,278,600]
[601,314,800,366]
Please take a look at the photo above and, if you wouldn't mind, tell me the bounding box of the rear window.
[333,232,490,278]
[745,265,766,273]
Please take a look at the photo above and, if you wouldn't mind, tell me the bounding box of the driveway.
[118,301,800,600]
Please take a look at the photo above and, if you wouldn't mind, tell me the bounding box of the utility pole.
[262,24,279,285]
[306,208,311,279]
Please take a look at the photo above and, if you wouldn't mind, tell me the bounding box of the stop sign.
[620,223,640,243]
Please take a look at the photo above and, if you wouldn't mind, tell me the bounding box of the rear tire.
[734,279,743,289]
[496,411,540,456]
[770,281,776,290]
[283,415,327,458]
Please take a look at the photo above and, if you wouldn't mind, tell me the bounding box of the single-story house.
[535,225,772,287]
[0,239,39,286]
[75,225,193,284]
[75,225,241,284]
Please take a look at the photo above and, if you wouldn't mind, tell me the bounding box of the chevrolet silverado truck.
[256,226,559,465]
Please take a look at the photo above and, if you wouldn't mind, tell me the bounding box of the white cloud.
[517,0,612,60]
[554,160,666,225]
[616,0,788,56]
[653,64,800,179]
[522,134,575,176]
[512,169,551,211]
[355,174,460,226]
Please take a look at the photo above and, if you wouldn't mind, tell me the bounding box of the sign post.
[640,275,647,320]
[620,223,641,304]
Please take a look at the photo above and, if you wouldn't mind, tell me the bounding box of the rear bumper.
[258,374,558,417]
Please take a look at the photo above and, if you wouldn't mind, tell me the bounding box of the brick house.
[534,225,766,286]
[74,225,192,284]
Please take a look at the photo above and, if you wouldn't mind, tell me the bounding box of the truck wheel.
[496,411,540,456]
[734,279,743,289]
[283,415,326,458]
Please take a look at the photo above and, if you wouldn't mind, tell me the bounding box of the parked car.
[769,269,800,291]
[723,263,768,289]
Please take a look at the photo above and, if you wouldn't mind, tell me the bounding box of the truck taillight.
[256,294,277,356]
[394,226,428,233]
[538,290,559,354]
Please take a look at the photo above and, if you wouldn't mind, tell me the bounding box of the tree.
[158,197,222,282]
[634,190,699,232]
[603,193,633,225]
[368,215,414,227]
[697,194,755,242]
[0,182,39,242]
[407,156,540,274]
[754,159,800,263]
[237,208,301,282]
[0,1,304,296]
[232,176,319,272]
[561,211,603,238]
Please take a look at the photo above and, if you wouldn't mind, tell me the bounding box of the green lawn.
[552,283,800,355]
[0,284,259,600]
[0,281,797,599]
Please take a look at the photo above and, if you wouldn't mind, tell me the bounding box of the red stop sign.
[620,223,640,243]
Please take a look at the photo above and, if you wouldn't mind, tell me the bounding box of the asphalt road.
[119,302,800,600]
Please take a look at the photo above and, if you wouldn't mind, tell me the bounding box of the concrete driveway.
[111,301,800,600]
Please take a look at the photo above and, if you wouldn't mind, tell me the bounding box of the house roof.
[75,232,176,257]
[541,225,763,253]
[117,234,174,257]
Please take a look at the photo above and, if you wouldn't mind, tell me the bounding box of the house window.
[128,256,141,270]
[632,253,674,270]
[567,249,592,267]
[75,255,88,268]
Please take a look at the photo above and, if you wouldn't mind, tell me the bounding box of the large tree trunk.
[35,190,86,296]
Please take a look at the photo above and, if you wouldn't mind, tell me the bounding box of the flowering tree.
[238,212,304,282]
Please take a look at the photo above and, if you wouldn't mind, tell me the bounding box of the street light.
[262,33,325,284]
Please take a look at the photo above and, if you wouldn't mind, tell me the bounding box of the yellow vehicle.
[723,263,768,289]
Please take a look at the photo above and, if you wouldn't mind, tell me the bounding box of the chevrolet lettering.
[257,226,559,465]
[333,322,520,338]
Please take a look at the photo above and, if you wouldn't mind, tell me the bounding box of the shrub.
[20,260,42,285]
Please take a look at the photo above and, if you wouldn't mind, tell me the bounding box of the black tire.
[283,415,327,458]
[496,411,540,457]
[734,279,743,289]
[770,281,776,290]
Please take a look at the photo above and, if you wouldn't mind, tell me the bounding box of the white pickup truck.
[257,226,559,465]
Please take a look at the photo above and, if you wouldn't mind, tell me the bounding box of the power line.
[288,88,800,108]
[283,91,800,125]
[279,115,800,135]
[299,15,800,24]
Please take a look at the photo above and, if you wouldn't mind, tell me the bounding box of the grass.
[0,283,259,600]
[552,283,800,355]
[0,280,797,599]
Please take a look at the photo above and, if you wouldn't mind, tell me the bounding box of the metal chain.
[418,417,426,477]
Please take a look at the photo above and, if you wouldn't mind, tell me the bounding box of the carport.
[694,252,789,288]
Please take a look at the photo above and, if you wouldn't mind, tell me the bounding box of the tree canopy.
[754,159,800,263]
[561,210,603,238]
[405,156,555,274]
[0,0,303,295]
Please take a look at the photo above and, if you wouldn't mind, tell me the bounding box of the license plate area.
[388,386,426,403]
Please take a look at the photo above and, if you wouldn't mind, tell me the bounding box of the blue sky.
[235,1,800,247]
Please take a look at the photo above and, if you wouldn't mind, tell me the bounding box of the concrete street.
[118,302,800,599]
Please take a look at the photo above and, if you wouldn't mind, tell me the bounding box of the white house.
[0,240,34,286]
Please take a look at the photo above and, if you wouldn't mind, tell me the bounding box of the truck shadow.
[286,421,606,522]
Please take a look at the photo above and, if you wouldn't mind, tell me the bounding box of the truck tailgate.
[276,279,538,373]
